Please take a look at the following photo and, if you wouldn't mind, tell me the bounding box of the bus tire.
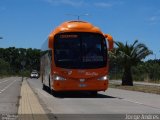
[90,91,98,96]
[42,84,46,90]
[51,90,57,96]
[41,74,44,83]
[48,75,52,94]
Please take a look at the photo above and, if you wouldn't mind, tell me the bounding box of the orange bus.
[41,20,113,95]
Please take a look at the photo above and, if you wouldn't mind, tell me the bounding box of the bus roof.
[48,20,104,48]
[50,20,103,35]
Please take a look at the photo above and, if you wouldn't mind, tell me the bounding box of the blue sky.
[0,0,160,59]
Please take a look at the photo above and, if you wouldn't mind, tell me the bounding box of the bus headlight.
[53,74,66,81]
[98,75,108,81]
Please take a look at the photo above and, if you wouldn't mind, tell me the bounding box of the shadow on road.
[50,91,116,99]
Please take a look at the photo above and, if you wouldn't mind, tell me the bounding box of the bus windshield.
[54,32,107,69]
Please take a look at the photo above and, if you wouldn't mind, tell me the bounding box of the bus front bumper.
[52,79,109,92]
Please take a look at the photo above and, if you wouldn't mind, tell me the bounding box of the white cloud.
[150,16,157,21]
[149,14,160,25]
[147,9,160,25]
[93,1,124,8]
[43,0,123,8]
[43,0,85,7]
[94,2,112,8]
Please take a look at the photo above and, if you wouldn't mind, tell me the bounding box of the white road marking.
[122,98,160,109]
[0,80,17,94]
[0,79,9,84]
[123,98,144,105]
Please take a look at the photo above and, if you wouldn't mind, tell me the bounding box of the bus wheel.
[48,75,52,94]
[90,91,98,96]
[51,90,59,97]
[41,74,43,83]
[42,84,46,90]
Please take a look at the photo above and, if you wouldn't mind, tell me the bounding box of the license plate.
[79,84,86,87]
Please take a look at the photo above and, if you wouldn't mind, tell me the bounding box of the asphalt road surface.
[27,78,160,120]
[0,77,21,114]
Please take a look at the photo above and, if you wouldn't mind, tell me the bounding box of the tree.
[0,47,41,76]
[145,61,160,81]
[115,40,152,86]
[0,58,10,75]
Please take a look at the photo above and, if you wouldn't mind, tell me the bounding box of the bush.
[0,58,10,76]
[19,70,30,77]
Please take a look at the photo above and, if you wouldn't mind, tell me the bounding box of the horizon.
[0,0,160,60]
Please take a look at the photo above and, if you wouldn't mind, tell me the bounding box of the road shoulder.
[106,88,160,111]
[18,79,48,120]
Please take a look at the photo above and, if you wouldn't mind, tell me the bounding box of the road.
[0,77,160,119]
[27,78,160,120]
[0,77,21,114]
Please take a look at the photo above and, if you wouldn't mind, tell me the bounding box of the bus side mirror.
[104,34,114,51]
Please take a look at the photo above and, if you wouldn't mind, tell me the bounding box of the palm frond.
[115,40,152,65]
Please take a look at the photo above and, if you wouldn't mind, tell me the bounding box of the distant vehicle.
[41,20,113,95]
[30,71,39,79]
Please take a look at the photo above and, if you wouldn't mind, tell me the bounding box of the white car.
[30,72,39,79]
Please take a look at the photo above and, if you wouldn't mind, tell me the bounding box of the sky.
[0,0,160,60]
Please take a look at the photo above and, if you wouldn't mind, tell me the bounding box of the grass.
[109,83,160,95]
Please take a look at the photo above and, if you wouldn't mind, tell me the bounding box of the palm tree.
[115,40,152,86]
